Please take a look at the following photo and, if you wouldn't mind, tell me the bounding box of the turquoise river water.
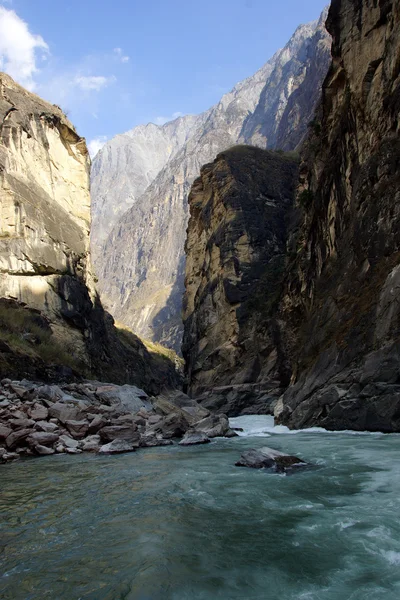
[1,415,400,600]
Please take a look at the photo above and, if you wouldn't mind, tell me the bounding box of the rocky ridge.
[0,378,235,463]
[92,13,331,351]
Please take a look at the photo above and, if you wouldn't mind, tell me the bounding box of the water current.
[1,415,400,599]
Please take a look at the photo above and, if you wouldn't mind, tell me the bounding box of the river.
[1,415,400,599]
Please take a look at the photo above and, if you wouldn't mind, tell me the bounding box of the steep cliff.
[92,13,331,351]
[90,114,204,259]
[276,0,400,431]
[182,146,298,414]
[0,73,178,391]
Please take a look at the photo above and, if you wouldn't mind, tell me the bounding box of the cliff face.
[92,13,331,351]
[0,73,178,392]
[90,115,203,258]
[277,0,400,431]
[182,146,298,413]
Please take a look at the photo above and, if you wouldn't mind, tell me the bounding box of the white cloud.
[0,6,49,90]
[113,47,130,63]
[88,135,108,158]
[74,75,116,92]
[154,111,184,126]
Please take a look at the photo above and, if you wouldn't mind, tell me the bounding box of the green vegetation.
[0,301,86,373]
[115,320,184,370]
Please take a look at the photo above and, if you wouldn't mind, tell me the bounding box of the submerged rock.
[235,447,306,473]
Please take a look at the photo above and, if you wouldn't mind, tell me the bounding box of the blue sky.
[0,0,328,155]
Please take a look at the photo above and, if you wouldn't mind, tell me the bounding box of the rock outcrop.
[182,146,298,412]
[91,13,331,351]
[0,73,179,392]
[276,0,400,431]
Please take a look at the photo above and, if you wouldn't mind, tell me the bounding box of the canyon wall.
[277,0,400,431]
[182,146,298,414]
[0,73,178,391]
[91,13,331,351]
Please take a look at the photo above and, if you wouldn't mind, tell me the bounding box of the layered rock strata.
[182,146,298,413]
[276,0,400,431]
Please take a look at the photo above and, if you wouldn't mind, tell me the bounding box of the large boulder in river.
[235,447,306,473]
[192,414,229,438]
[95,384,152,413]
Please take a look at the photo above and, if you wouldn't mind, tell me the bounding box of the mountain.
[183,0,400,432]
[0,72,178,392]
[91,11,331,352]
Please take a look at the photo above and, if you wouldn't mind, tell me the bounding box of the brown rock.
[0,424,12,441]
[28,404,49,421]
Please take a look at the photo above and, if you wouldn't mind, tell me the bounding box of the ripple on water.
[1,416,400,599]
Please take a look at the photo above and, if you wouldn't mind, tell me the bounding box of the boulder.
[98,440,136,454]
[179,431,211,446]
[34,385,63,403]
[28,404,49,420]
[34,444,55,456]
[27,432,59,447]
[0,424,12,441]
[147,412,189,439]
[59,434,79,449]
[87,414,107,434]
[34,421,59,433]
[65,420,89,439]
[6,428,32,449]
[192,414,229,438]
[235,447,306,473]
[140,435,174,448]
[48,403,81,424]
[225,429,239,438]
[95,384,152,413]
[81,435,101,452]
[9,418,35,430]
[99,425,140,445]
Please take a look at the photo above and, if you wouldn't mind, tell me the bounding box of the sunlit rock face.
[277,0,400,431]
[90,11,331,352]
[0,72,93,360]
[0,73,179,391]
[182,146,299,402]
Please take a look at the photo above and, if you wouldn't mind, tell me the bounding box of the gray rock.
[48,403,81,424]
[87,414,107,434]
[6,428,32,449]
[99,425,140,445]
[28,404,49,420]
[0,424,12,441]
[98,440,136,454]
[34,421,59,433]
[34,444,55,456]
[179,431,211,446]
[9,418,35,430]
[27,432,59,447]
[59,434,79,449]
[65,420,89,439]
[81,435,101,452]
[140,435,174,448]
[95,384,151,413]
[235,447,306,473]
[192,414,229,438]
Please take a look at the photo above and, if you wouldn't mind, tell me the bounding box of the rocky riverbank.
[0,379,235,463]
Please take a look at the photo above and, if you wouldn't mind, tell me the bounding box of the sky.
[0,0,328,156]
